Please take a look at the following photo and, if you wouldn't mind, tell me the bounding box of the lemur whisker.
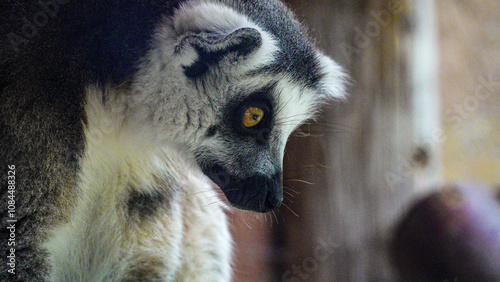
[240,215,253,230]
[313,159,332,169]
[272,211,279,225]
[277,208,286,223]
[185,188,219,197]
[275,112,310,122]
[285,179,315,185]
[202,200,225,208]
[282,203,300,217]
[284,174,317,182]
[283,186,300,195]
[274,93,295,118]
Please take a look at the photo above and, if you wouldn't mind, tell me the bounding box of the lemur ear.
[176,28,262,78]
[176,27,262,77]
[316,54,348,101]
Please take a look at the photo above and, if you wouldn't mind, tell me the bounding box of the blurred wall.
[230,0,500,281]
[438,0,500,194]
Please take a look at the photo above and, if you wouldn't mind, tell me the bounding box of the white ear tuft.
[317,54,348,101]
[174,2,249,35]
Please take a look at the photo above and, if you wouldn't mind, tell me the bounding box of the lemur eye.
[233,95,272,135]
[243,107,264,128]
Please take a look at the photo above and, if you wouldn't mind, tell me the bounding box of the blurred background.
[229,0,500,281]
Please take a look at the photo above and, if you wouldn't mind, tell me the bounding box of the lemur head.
[130,0,345,213]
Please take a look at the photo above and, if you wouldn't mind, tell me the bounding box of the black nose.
[201,164,282,213]
[232,173,282,213]
[264,187,283,211]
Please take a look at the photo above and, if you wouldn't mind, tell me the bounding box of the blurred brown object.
[391,184,500,281]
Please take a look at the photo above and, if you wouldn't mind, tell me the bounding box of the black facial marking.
[185,104,193,130]
[239,0,324,88]
[256,128,272,145]
[201,163,232,189]
[184,60,209,78]
[183,28,262,78]
[206,125,218,137]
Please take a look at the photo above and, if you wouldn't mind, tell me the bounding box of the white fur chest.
[45,87,232,281]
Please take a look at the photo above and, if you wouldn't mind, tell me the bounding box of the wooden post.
[278,0,441,280]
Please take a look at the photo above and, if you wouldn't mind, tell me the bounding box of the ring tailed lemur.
[0,0,345,280]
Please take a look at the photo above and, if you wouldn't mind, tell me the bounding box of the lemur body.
[0,0,345,280]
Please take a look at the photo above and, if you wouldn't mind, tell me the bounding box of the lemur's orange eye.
[243,107,264,128]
